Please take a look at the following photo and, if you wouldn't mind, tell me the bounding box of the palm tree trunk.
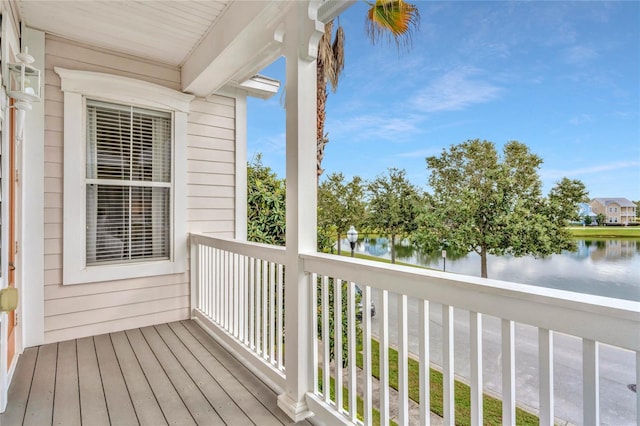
[317,49,328,180]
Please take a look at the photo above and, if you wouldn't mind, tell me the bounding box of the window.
[57,68,193,284]
[86,100,171,265]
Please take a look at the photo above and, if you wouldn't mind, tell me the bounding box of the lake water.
[345,238,640,302]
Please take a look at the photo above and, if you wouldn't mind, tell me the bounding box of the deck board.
[53,340,81,426]
[155,323,254,426]
[77,336,109,426]
[1,320,308,426]
[139,326,222,425]
[168,321,285,426]
[2,347,37,426]
[110,331,167,425]
[23,343,57,426]
[94,334,138,425]
[181,320,297,425]
[125,328,196,425]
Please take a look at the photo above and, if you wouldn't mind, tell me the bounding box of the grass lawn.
[568,226,640,238]
[355,339,540,426]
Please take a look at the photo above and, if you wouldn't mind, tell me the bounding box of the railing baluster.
[334,279,343,414]
[269,261,276,364]
[583,339,599,425]
[470,311,483,426]
[277,263,284,371]
[363,285,373,425]
[233,254,239,337]
[538,328,554,426]
[236,255,247,342]
[348,281,357,423]
[443,304,454,425]
[228,251,233,331]
[262,260,268,358]
[222,250,227,328]
[231,252,235,331]
[311,273,319,394]
[398,294,409,425]
[200,245,206,315]
[419,299,430,426]
[249,257,255,350]
[322,275,330,403]
[255,259,262,354]
[216,248,221,324]
[502,319,516,425]
[224,251,229,329]
[379,289,390,425]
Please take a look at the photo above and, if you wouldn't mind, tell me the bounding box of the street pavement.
[367,291,637,426]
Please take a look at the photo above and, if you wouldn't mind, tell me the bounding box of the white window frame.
[56,68,194,285]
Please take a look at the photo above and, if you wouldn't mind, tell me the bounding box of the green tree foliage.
[367,168,422,263]
[247,155,286,246]
[316,278,362,367]
[596,213,607,226]
[415,139,588,278]
[548,177,589,223]
[318,173,367,254]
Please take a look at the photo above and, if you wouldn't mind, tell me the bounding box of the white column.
[21,27,45,348]
[234,91,248,241]
[277,2,323,421]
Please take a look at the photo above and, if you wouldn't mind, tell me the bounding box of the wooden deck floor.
[1,320,310,426]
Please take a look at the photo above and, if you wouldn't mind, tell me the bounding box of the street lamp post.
[441,239,448,272]
[347,226,358,258]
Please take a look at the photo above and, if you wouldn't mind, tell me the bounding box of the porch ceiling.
[15,1,353,96]
[14,0,231,67]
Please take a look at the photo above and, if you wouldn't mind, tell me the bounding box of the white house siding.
[43,36,236,343]
[187,96,236,238]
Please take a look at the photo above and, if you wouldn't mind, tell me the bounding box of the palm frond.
[365,0,420,50]
[330,25,345,92]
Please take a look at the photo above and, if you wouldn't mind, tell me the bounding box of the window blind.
[85,100,172,266]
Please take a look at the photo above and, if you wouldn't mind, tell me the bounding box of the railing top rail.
[301,252,640,351]
[191,233,287,265]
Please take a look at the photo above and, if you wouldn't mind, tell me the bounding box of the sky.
[247,1,640,201]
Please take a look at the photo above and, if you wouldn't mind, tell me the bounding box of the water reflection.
[340,237,640,301]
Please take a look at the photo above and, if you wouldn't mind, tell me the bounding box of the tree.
[318,173,367,254]
[316,1,420,178]
[367,168,421,263]
[548,177,589,223]
[596,213,607,226]
[247,155,286,246]
[415,139,587,278]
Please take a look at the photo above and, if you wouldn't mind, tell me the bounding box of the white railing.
[190,234,287,389]
[303,252,640,426]
[191,234,639,425]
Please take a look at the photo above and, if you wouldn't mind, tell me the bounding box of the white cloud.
[328,113,422,143]
[395,148,441,158]
[565,45,598,66]
[542,161,640,179]
[569,114,593,126]
[250,132,285,154]
[410,67,503,113]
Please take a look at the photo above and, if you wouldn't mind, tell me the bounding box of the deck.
[1,320,310,425]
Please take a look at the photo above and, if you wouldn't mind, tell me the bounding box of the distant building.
[577,203,598,224]
[589,198,637,225]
